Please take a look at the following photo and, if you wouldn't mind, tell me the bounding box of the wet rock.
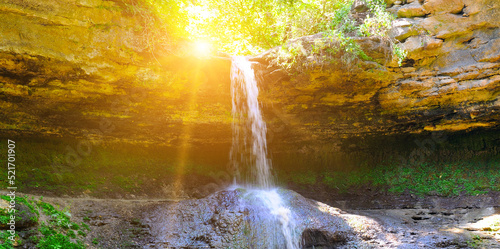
[301,228,350,248]
[143,189,500,248]
[146,189,371,248]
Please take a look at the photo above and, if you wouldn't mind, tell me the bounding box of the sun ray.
[161,57,206,238]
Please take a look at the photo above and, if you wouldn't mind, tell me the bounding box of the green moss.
[289,171,317,185]
[37,233,84,249]
[308,159,500,196]
[383,162,496,195]
[466,234,484,248]
[0,136,228,196]
[92,236,101,245]
[0,195,86,248]
[112,175,142,193]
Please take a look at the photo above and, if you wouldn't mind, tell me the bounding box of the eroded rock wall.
[253,0,499,147]
[0,0,232,146]
[383,0,500,131]
[0,0,497,165]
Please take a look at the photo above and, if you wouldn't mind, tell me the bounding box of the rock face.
[0,0,231,146]
[0,199,37,229]
[145,188,500,248]
[146,188,385,248]
[252,0,500,145]
[0,0,498,192]
[0,0,497,147]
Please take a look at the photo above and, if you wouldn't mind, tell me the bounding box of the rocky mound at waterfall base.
[4,190,499,248]
[143,188,500,248]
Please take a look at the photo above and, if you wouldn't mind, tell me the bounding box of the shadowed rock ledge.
[0,0,498,147]
[0,0,499,200]
[250,0,499,145]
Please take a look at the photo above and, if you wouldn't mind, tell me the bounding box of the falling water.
[230,56,273,187]
[230,56,299,248]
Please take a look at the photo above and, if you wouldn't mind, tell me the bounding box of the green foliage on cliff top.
[271,0,406,71]
[185,0,347,55]
[140,0,405,60]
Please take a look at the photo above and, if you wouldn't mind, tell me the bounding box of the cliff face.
[383,0,499,130]
[252,0,499,148]
[0,0,231,145]
[1,0,499,198]
[0,0,498,149]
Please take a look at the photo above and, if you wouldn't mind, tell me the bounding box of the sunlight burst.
[193,41,212,57]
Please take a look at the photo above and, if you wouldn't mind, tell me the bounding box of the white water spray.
[256,189,299,249]
[230,56,273,188]
[230,56,299,248]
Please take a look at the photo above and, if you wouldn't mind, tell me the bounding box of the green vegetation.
[282,159,500,196]
[382,162,499,196]
[142,0,348,54]
[184,0,346,54]
[271,0,406,71]
[0,195,38,225]
[466,234,484,248]
[275,129,500,196]
[0,230,18,248]
[141,0,405,63]
[0,195,88,248]
[0,137,227,196]
[2,131,499,198]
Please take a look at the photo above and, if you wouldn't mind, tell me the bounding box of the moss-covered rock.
[0,198,37,230]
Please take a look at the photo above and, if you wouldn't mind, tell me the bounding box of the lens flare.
[193,41,212,57]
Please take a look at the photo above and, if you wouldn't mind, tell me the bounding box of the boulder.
[398,1,427,18]
[146,188,383,248]
[0,199,38,229]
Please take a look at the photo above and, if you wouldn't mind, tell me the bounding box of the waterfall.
[230,56,299,249]
[230,56,273,188]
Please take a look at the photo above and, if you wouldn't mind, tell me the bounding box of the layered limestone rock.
[0,0,498,149]
[0,0,232,145]
[385,0,500,120]
[252,0,499,146]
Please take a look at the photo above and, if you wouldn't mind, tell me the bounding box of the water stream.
[230,56,300,248]
[230,56,273,187]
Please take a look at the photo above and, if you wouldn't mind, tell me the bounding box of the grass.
[0,231,19,248]
[92,237,101,245]
[2,130,499,198]
[275,129,500,196]
[0,195,88,248]
[0,137,227,197]
[282,158,500,196]
[382,162,499,196]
